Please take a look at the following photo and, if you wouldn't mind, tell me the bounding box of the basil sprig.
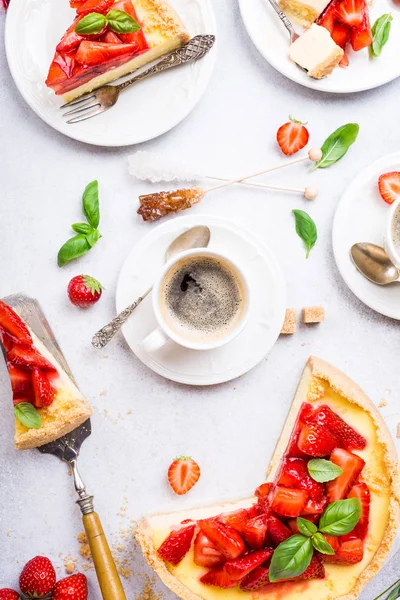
[308,458,343,483]
[268,499,361,582]
[57,180,102,267]
[14,402,42,429]
[75,9,140,35]
[311,123,359,171]
[292,209,317,258]
[370,14,393,58]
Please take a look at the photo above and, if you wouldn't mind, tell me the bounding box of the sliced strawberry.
[322,534,340,552]
[198,520,245,559]
[218,509,253,535]
[32,369,56,408]
[301,497,327,515]
[75,41,141,67]
[168,457,201,495]
[200,568,237,588]
[277,458,308,487]
[255,483,273,499]
[56,19,86,52]
[243,514,269,550]
[9,366,33,396]
[7,344,56,372]
[276,117,309,156]
[110,0,148,45]
[348,482,370,539]
[157,525,195,565]
[335,0,364,27]
[310,405,366,450]
[193,532,225,568]
[0,301,32,345]
[299,475,325,501]
[255,483,273,514]
[378,172,400,205]
[323,538,363,564]
[351,10,372,50]
[297,555,326,579]
[100,30,123,43]
[76,0,114,15]
[331,22,352,48]
[0,330,14,351]
[326,448,365,503]
[240,567,272,591]
[267,515,291,546]
[297,425,337,457]
[271,487,308,517]
[224,549,273,581]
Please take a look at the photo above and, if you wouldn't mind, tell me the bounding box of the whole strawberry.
[53,574,88,600]
[67,275,103,307]
[19,556,56,598]
[0,590,20,600]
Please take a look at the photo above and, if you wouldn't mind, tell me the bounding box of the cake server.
[61,35,216,124]
[3,293,126,600]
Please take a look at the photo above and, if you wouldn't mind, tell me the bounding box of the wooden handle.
[83,512,127,600]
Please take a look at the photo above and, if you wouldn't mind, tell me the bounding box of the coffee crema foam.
[160,256,246,344]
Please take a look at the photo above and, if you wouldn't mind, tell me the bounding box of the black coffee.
[161,256,244,342]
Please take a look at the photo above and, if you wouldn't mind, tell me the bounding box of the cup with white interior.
[140,248,250,352]
[384,198,400,269]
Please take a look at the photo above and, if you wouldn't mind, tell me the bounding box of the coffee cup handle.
[140,327,169,353]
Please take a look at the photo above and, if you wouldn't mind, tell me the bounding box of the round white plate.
[239,0,400,93]
[5,0,216,147]
[116,215,286,385]
[333,151,400,320]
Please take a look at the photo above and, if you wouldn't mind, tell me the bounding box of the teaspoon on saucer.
[92,225,211,349]
[350,242,400,285]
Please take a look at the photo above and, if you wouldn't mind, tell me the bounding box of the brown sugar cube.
[302,306,325,324]
[281,309,297,334]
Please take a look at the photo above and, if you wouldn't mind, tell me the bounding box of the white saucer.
[5,0,216,147]
[333,151,400,320]
[239,0,400,93]
[116,215,286,385]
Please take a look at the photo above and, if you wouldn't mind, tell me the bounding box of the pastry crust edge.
[135,355,400,600]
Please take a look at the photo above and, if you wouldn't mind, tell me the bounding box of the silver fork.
[61,34,215,124]
[265,0,299,43]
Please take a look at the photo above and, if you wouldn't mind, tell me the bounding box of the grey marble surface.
[0,0,400,598]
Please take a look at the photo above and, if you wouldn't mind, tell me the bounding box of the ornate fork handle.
[264,0,298,40]
[91,289,151,349]
[118,34,216,92]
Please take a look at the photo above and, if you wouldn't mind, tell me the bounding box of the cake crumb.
[281,308,297,334]
[302,306,325,324]
[127,409,133,415]
[64,561,76,575]
[6,530,12,537]
[79,544,91,560]
[378,399,388,408]
[397,423,400,438]
[137,575,164,600]
[77,531,87,544]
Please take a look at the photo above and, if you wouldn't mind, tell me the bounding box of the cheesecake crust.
[135,356,400,600]
[309,46,344,79]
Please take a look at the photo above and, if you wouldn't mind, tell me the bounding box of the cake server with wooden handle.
[3,293,126,600]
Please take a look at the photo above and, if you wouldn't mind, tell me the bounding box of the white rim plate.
[333,151,400,320]
[116,214,286,385]
[5,0,217,147]
[239,0,400,93]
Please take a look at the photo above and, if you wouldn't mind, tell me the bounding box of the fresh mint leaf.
[57,234,91,267]
[319,498,361,536]
[311,123,359,170]
[72,222,92,235]
[269,535,313,582]
[14,402,42,429]
[371,14,392,57]
[82,180,100,229]
[308,459,343,483]
[292,209,317,258]
[296,518,318,537]
[75,12,106,35]
[311,532,335,555]
[106,9,140,33]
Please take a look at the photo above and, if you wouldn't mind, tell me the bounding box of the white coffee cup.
[140,248,250,352]
[384,197,400,268]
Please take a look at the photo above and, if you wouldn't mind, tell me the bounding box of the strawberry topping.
[193,532,225,568]
[348,482,370,539]
[224,548,273,581]
[157,525,195,565]
[0,301,32,345]
[308,405,367,450]
[198,520,245,559]
[297,424,337,457]
[326,448,365,503]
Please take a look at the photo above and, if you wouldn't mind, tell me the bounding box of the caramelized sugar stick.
[137,187,205,221]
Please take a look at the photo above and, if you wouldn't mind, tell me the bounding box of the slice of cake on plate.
[46,0,190,101]
[289,24,343,79]
[136,356,400,600]
[0,300,92,450]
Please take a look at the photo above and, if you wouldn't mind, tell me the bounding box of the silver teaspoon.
[350,243,400,285]
[91,226,211,349]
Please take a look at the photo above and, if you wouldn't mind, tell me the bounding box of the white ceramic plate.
[333,151,400,320]
[5,0,216,147]
[116,215,286,385]
[239,0,400,93]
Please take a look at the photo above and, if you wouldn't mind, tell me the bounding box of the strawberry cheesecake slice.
[46,0,190,101]
[0,300,92,450]
[136,357,400,600]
